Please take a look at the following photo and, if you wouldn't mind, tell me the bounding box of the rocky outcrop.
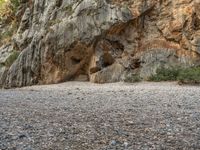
[0,0,200,88]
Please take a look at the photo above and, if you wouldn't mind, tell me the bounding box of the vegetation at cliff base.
[178,67,200,84]
[124,74,142,83]
[148,67,181,82]
[149,67,200,84]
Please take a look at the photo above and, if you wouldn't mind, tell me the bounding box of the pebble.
[110,140,117,146]
[124,142,128,148]
[1,82,200,149]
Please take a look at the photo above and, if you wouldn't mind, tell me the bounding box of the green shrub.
[5,51,20,67]
[124,74,141,83]
[178,67,200,84]
[149,67,200,85]
[148,67,181,82]
[10,0,20,12]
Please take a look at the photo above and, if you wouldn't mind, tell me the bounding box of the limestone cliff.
[0,0,200,88]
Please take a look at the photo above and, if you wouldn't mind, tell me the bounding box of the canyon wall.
[0,0,200,88]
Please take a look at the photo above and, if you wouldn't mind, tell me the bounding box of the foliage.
[178,67,200,84]
[0,0,19,46]
[0,0,19,22]
[148,67,181,82]
[10,0,20,11]
[5,50,20,67]
[149,67,200,85]
[124,74,141,83]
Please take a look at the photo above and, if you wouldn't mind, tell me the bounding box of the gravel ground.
[1,82,200,150]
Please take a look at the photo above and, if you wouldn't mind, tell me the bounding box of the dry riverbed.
[1,82,200,150]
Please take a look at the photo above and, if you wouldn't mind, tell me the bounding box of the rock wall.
[0,0,200,88]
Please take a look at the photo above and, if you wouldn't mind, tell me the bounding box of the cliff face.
[0,0,200,88]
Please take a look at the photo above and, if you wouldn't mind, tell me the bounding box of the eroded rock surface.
[0,0,200,87]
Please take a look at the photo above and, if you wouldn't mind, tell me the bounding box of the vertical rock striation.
[0,0,200,88]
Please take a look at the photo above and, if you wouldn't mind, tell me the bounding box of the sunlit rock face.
[0,0,200,87]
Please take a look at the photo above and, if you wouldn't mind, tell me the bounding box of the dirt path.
[1,82,200,150]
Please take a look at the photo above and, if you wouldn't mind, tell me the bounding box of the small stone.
[110,140,117,146]
[177,118,182,121]
[124,142,128,148]
[127,121,134,125]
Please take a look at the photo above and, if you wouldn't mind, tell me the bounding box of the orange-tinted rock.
[1,0,200,87]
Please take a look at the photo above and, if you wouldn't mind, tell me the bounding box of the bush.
[149,67,200,85]
[124,74,141,83]
[5,51,20,67]
[0,0,19,21]
[178,67,200,84]
[10,0,20,12]
[148,67,181,82]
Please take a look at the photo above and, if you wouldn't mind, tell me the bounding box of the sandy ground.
[1,82,200,150]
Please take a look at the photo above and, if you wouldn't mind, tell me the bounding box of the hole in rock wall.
[71,56,81,65]
[91,39,125,71]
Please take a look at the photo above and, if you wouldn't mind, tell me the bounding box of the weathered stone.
[1,0,200,88]
[0,45,13,65]
[90,63,125,83]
